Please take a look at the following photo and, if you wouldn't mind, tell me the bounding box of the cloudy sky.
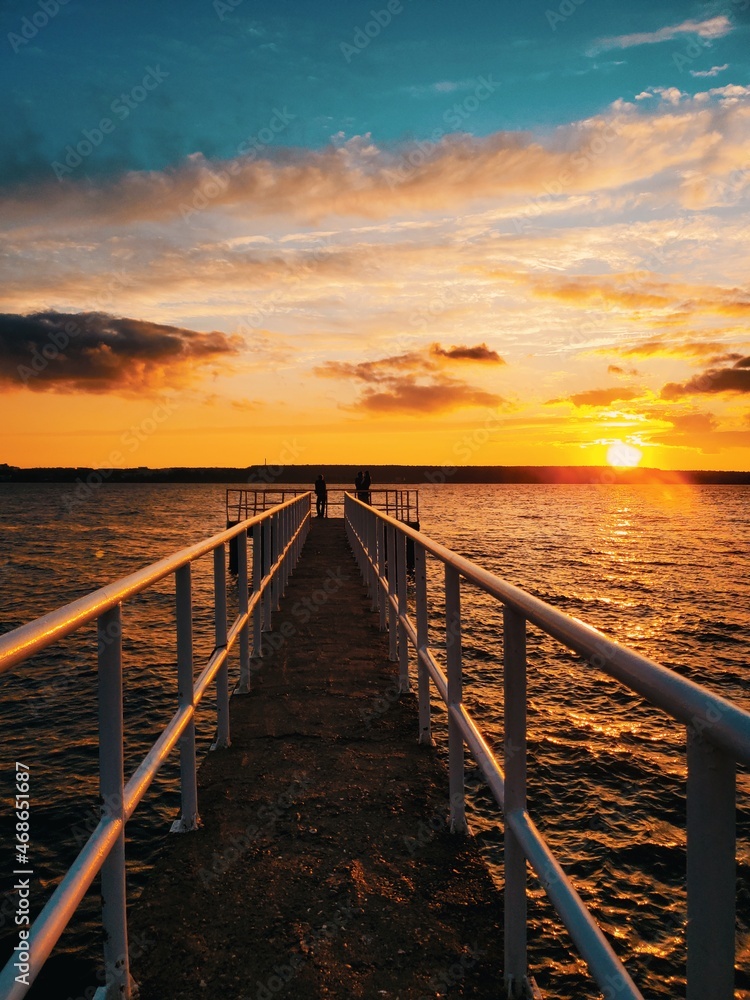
[1,0,749,471]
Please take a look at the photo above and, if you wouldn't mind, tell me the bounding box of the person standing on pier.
[314,474,327,518]
[355,470,364,499]
[362,470,372,504]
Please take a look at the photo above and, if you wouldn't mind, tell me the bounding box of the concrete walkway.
[130,517,504,999]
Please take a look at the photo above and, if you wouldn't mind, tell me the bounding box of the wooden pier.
[129,517,504,999]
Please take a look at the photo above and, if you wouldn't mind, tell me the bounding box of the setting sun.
[607,442,643,468]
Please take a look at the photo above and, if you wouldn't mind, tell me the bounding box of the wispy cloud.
[609,340,749,362]
[588,15,733,56]
[2,88,749,234]
[691,63,729,78]
[548,387,641,408]
[402,79,481,98]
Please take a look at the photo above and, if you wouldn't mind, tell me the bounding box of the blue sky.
[2,0,748,183]
[1,0,750,472]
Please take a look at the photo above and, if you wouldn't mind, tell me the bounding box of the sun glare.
[607,442,643,468]
[607,441,643,469]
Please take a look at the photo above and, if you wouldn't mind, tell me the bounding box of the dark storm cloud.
[430,342,504,363]
[662,357,750,397]
[0,310,242,392]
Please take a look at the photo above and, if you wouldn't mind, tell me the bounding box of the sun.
[607,442,643,468]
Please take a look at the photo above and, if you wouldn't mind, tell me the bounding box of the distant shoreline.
[1,464,749,485]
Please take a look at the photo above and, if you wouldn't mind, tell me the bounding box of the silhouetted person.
[355,470,364,500]
[314,474,327,518]
[362,470,371,504]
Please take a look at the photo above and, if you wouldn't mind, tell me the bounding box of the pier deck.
[130,517,504,999]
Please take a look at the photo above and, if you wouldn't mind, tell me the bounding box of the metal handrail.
[0,494,311,1000]
[226,488,419,523]
[345,492,747,1000]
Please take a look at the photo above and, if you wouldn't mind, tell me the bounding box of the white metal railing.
[227,487,419,523]
[0,494,311,1000]
[345,492,750,1000]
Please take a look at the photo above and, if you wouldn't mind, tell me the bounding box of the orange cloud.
[315,344,505,414]
[529,271,750,324]
[611,339,746,361]
[3,88,749,234]
[549,387,641,407]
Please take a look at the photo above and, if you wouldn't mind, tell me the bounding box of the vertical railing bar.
[397,528,410,692]
[686,731,736,1000]
[378,518,387,631]
[97,604,132,1000]
[263,516,272,631]
[368,511,377,611]
[172,564,199,832]
[213,545,230,748]
[387,523,397,661]
[445,564,467,834]
[504,606,528,997]
[236,529,251,693]
[415,542,431,745]
[271,514,280,612]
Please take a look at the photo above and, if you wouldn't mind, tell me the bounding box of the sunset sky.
[1,0,749,470]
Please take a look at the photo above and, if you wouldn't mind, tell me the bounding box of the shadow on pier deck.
[130,517,504,999]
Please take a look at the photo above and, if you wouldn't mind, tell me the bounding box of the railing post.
[503,606,528,997]
[445,565,467,834]
[172,564,199,832]
[252,522,262,658]
[397,528,410,692]
[263,516,273,631]
[377,518,387,632]
[686,730,736,1000]
[368,512,377,611]
[387,523,398,661]
[97,605,133,999]
[283,507,290,592]
[213,544,230,748]
[415,542,431,744]
[271,514,280,612]
[236,529,251,693]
